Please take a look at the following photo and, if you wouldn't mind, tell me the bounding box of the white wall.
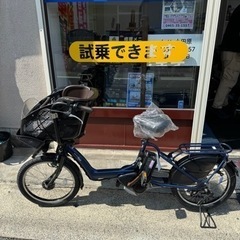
[0,0,48,131]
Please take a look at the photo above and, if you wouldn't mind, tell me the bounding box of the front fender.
[66,158,84,189]
[42,153,84,189]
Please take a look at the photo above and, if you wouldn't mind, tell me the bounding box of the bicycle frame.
[63,139,230,191]
[67,145,137,180]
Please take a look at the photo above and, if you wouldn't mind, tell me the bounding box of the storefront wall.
[0,0,50,133]
[39,0,221,150]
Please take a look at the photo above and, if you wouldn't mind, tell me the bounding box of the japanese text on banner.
[69,41,188,63]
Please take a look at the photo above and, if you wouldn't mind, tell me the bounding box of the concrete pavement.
[1,180,240,240]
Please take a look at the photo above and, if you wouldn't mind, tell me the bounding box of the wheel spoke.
[24,162,75,200]
[174,163,236,210]
[17,157,80,206]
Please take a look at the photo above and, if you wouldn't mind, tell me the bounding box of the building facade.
[0,0,235,150]
[0,0,50,134]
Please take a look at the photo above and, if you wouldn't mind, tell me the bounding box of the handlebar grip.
[76,104,93,113]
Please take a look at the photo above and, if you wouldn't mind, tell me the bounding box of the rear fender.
[170,154,222,185]
[227,160,239,177]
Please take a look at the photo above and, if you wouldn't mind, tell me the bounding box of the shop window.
[43,0,207,109]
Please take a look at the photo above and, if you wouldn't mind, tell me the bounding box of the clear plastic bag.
[133,102,179,140]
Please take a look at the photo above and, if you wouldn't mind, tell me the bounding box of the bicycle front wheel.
[17,156,81,207]
[172,163,236,211]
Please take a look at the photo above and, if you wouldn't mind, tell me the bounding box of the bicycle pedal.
[123,186,137,196]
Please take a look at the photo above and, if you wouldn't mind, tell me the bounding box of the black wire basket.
[18,85,99,143]
[22,107,82,141]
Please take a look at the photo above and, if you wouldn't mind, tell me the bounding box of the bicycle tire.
[17,156,82,207]
[171,158,236,211]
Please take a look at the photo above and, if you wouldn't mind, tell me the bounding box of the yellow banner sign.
[69,41,188,63]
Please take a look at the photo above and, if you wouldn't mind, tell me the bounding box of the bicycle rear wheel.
[171,162,236,211]
[17,156,81,207]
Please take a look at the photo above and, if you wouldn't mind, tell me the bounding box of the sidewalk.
[0,146,239,191]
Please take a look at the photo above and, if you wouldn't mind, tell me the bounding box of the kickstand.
[199,205,217,229]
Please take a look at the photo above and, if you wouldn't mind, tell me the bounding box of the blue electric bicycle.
[16,85,238,212]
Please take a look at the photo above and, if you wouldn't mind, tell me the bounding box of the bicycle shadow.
[67,178,240,219]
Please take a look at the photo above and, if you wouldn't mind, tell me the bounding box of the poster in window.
[148,34,203,66]
[127,73,154,107]
[162,0,196,30]
[77,2,88,29]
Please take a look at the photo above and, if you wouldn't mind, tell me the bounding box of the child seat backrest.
[62,85,99,138]
[62,85,98,101]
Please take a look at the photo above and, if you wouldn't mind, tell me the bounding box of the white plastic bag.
[133,102,178,140]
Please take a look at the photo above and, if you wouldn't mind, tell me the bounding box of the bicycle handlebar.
[50,101,72,117]
[50,97,93,116]
[75,104,93,113]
